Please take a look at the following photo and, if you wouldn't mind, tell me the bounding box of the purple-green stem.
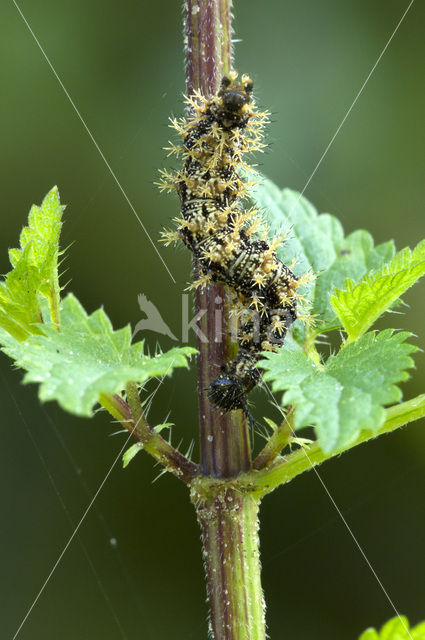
[185,2,266,638]
[193,483,265,640]
[186,0,251,478]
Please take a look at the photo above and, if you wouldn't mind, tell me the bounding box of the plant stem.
[99,387,199,483]
[185,0,251,478]
[192,481,265,640]
[125,382,199,482]
[184,2,266,638]
[185,0,233,97]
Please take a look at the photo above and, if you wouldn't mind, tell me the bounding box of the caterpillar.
[159,71,306,416]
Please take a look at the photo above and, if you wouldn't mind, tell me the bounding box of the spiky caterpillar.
[160,71,305,415]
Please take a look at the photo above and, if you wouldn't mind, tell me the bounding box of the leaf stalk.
[246,394,425,497]
[99,385,199,483]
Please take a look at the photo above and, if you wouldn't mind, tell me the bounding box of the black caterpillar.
[160,71,306,416]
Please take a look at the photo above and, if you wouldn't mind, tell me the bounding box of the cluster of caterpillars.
[159,71,306,417]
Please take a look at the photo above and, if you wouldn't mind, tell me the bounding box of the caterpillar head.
[207,375,246,411]
[213,72,254,128]
[207,365,260,412]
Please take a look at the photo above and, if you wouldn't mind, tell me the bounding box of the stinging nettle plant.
[2,2,425,640]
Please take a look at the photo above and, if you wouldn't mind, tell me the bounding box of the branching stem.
[99,387,199,484]
[245,393,425,497]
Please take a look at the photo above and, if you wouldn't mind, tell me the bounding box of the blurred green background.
[1,1,424,638]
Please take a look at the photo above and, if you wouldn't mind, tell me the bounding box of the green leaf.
[331,240,425,341]
[122,443,143,468]
[326,330,414,406]
[250,177,394,333]
[413,623,425,638]
[259,330,416,452]
[0,293,197,417]
[358,615,425,639]
[380,617,411,640]
[0,187,64,340]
